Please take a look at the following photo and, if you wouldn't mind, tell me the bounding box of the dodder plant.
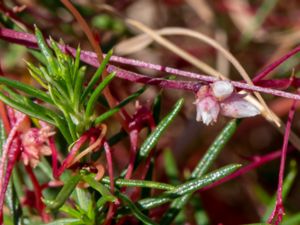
[0,27,242,224]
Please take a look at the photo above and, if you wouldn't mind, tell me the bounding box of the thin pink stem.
[268,100,297,225]
[1,28,300,100]
[0,138,20,222]
[103,140,115,193]
[0,110,27,222]
[255,78,300,89]
[0,114,25,192]
[55,134,89,178]
[51,127,100,179]
[253,46,300,83]
[104,203,115,225]
[25,165,50,222]
[108,65,199,92]
[0,100,11,134]
[107,65,300,101]
[124,129,138,180]
[120,128,140,194]
[0,27,37,48]
[103,140,116,225]
[6,106,17,125]
[131,152,155,202]
[49,136,58,178]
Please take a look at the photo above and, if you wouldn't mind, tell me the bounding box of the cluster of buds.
[194,80,260,125]
[19,119,55,168]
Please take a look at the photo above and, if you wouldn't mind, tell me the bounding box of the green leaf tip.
[81,49,114,102]
[85,71,116,118]
[139,98,184,158]
[45,174,82,211]
[34,25,53,60]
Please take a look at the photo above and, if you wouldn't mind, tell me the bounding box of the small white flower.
[220,94,261,118]
[194,80,261,125]
[210,80,234,100]
[194,96,220,125]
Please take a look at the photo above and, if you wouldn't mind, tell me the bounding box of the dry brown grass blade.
[123,21,279,125]
[126,20,225,79]
[215,29,230,77]
[116,28,230,77]
[124,19,300,150]
[115,34,152,55]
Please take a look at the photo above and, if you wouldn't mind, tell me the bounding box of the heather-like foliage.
[0,27,242,224]
[0,1,300,225]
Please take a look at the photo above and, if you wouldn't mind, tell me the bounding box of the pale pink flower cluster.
[19,120,55,168]
[194,80,260,125]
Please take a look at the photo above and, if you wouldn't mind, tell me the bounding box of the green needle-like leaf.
[152,93,162,125]
[1,86,26,103]
[44,174,82,210]
[0,76,53,104]
[82,173,116,202]
[75,188,91,213]
[191,119,237,177]
[101,177,175,191]
[73,46,81,81]
[28,49,48,65]
[161,120,238,224]
[59,205,83,219]
[35,26,58,77]
[50,37,68,64]
[117,193,158,225]
[26,61,48,88]
[139,98,184,159]
[138,164,241,210]
[44,218,81,225]
[170,164,241,196]
[0,91,55,125]
[163,148,179,184]
[35,25,53,60]
[73,66,86,110]
[81,49,113,102]
[85,72,116,118]
[94,86,146,125]
[49,114,73,144]
[50,38,74,98]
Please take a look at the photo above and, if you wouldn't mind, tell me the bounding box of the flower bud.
[220,94,260,118]
[210,80,234,100]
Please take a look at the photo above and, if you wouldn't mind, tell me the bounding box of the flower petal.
[220,94,260,118]
[195,96,220,125]
[210,80,234,100]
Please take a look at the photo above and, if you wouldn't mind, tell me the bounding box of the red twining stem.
[25,165,50,222]
[268,100,297,225]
